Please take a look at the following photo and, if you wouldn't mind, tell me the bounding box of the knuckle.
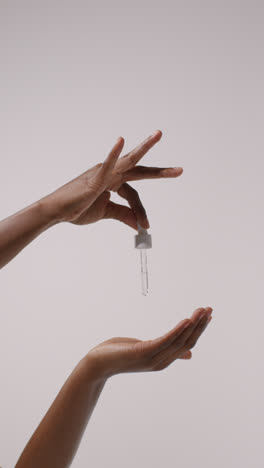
[132,188,139,199]
[103,191,111,200]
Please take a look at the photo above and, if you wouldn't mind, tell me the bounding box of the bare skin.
[0,130,213,467]
[15,307,213,468]
[0,130,183,269]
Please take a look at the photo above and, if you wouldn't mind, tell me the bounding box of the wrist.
[38,194,64,226]
[77,353,109,385]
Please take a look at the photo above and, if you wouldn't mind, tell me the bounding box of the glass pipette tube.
[134,223,152,296]
[140,249,148,296]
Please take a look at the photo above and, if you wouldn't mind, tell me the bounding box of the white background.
[1,1,264,467]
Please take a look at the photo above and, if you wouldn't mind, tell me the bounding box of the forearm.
[0,197,59,269]
[15,356,106,468]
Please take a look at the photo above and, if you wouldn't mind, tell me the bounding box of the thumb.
[179,350,192,360]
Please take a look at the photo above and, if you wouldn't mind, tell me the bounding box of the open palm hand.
[87,307,213,379]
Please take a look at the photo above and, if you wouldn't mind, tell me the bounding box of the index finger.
[100,137,125,176]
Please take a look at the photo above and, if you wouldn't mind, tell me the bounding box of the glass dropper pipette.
[134,223,152,296]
